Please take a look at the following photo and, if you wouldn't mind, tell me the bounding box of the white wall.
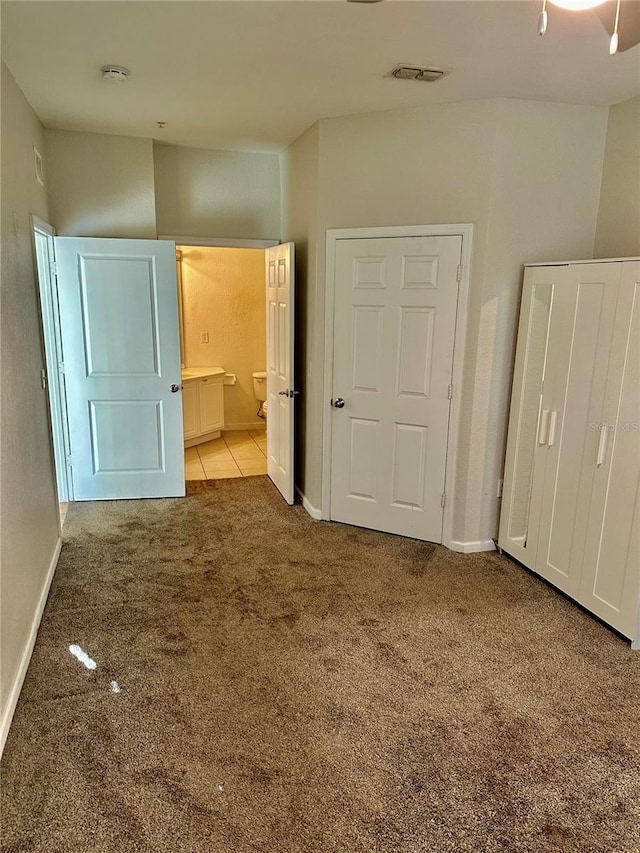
[280,123,320,503]
[0,62,60,751]
[469,99,607,542]
[154,142,280,240]
[594,96,640,259]
[180,246,266,429]
[285,98,608,543]
[45,129,157,238]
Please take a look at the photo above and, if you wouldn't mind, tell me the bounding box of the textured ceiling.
[2,0,639,152]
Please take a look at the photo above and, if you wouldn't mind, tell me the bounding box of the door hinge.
[58,360,65,375]
[447,384,453,400]
[456,264,462,282]
[40,368,47,390]
[441,492,447,508]
[66,453,72,468]
[50,261,57,277]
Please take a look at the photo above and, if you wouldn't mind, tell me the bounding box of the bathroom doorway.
[175,244,269,481]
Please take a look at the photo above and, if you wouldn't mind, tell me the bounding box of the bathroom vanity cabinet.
[182,367,225,447]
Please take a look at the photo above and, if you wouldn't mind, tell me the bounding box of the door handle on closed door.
[331,397,345,409]
[538,409,550,445]
[596,426,608,466]
[547,410,558,447]
[170,384,181,392]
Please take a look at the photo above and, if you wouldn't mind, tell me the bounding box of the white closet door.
[330,235,461,542]
[578,261,640,639]
[534,263,623,596]
[499,268,559,569]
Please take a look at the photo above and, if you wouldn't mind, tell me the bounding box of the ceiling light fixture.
[538,0,622,54]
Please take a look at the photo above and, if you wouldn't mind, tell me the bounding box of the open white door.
[55,237,185,500]
[266,243,295,504]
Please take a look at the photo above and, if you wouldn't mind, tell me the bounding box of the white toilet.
[252,371,267,419]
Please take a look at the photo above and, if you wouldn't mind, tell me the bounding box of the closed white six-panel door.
[55,237,185,500]
[266,243,295,504]
[330,235,462,541]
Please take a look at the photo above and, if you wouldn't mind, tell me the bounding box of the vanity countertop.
[181,366,225,381]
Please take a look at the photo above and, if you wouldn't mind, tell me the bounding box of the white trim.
[296,487,322,520]
[321,223,473,551]
[0,537,62,757]
[32,217,74,508]
[448,539,496,554]
[526,256,639,267]
[159,235,279,249]
[32,215,54,236]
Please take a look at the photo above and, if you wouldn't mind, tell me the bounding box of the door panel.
[182,381,199,440]
[55,237,184,500]
[266,243,295,504]
[199,378,223,433]
[534,264,622,595]
[330,235,462,542]
[578,263,640,638]
[499,274,556,567]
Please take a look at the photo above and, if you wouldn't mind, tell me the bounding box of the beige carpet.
[2,477,639,853]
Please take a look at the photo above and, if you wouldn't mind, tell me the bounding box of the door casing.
[322,224,473,549]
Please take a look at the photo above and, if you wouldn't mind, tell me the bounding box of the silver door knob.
[331,397,345,409]
[170,384,181,392]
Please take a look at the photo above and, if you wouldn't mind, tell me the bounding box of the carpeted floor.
[2,477,639,853]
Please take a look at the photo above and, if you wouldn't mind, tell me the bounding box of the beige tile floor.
[185,430,267,480]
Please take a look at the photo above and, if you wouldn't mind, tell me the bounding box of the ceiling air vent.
[389,64,450,82]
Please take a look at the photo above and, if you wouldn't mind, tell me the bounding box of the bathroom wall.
[180,246,266,430]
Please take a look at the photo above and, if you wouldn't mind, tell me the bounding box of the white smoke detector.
[101,66,130,83]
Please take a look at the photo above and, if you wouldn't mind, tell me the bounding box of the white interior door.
[55,237,185,500]
[33,221,72,503]
[330,235,462,541]
[266,243,295,504]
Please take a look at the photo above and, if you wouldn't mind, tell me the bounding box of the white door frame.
[321,224,473,548]
[158,235,279,249]
[31,215,74,506]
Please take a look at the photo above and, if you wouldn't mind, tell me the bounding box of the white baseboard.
[295,487,323,520]
[224,422,265,432]
[447,539,496,553]
[0,537,61,757]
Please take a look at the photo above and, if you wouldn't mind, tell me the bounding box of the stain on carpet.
[2,477,639,853]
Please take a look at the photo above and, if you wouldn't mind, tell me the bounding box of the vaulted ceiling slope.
[2,0,639,153]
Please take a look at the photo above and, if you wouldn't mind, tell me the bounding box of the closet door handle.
[547,410,558,447]
[538,409,550,445]
[596,426,608,467]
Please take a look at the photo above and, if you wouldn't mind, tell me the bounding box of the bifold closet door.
[533,263,623,598]
[577,261,640,639]
[499,267,559,569]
